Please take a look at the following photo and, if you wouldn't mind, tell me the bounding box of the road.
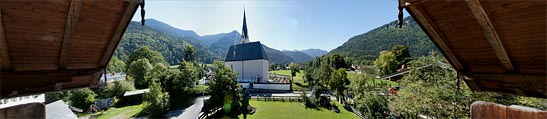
[165,96,210,119]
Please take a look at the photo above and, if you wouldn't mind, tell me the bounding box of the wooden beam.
[463,72,547,98]
[466,0,514,72]
[462,72,482,91]
[99,0,140,66]
[406,5,464,70]
[58,0,83,69]
[1,68,102,98]
[0,1,10,70]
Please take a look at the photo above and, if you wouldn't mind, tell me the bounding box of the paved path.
[165,96,209,119]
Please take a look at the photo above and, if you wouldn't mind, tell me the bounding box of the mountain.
[144,19,202,46]
[203,31,241,58]
[127,19,303,64]
[300,49,328,58]
[328,17,438,64]
[200,30,240,47]
[282,50,314,63]
[145,19,200,39]
[114,21,220,65]
[262,45,294,64]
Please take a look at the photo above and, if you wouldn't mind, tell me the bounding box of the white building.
[225,42,270,83]
[0,94,45,109]
[225,9,270,83]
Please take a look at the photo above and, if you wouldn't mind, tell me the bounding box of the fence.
[348,105,366,119]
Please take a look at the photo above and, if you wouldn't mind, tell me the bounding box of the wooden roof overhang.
[0,0,143,98]
[400,0,546,98]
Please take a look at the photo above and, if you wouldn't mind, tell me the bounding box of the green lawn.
[269,70,307,91]
[86,103,146,119]
[239,100,360,119]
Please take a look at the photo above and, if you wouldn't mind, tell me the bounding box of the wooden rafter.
[405,4,464,70]
[1,68,103,98]
[0,1,10,70]
[100,0,140,66]
[466,0,514,72]
[59,0,83,69]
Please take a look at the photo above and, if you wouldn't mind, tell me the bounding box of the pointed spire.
[241,7,249,44]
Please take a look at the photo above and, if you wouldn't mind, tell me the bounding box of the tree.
[391,45,411,65]
[289,62,300,80]
[69,88,96,110]
[329,68,350,104]
[127,58,153,89]
[350,73,390,119]
[329,54,347,69]
[183,43,195,62]
[148,63,169,83]
[373,51,398,76]
[107,56,126,73]
[45,91,69,104]
[163,61,198,108]
[126,46,167,67]
[144,82,170,118]
[208,61,242,118]
[98,80,135,99]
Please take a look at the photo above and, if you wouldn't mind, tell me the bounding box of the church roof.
[225,42,269,62]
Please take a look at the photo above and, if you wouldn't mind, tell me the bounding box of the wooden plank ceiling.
[0,0,142,98]
[401,0,546,98]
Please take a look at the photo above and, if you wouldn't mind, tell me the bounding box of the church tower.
[241,8,250,44]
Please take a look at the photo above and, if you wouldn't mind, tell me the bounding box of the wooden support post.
[406,4,465,71]
[58,0,83,69]
[100,0,141,66]
[0,1,10,70]
[466,0,514,72]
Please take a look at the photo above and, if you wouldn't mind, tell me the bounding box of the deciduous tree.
[373,51,398,76]
[69,88,96,109]
[144,82,170,118]
[127,58,153,89]
[208,61,242,118]
[329,68,350,104]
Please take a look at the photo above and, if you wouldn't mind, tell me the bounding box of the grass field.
[269,70,307,90]
[85,103,146,119]
[239,100,360,119]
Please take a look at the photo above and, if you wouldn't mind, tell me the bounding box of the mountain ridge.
[142,19,317,64]
[328,17,439,64]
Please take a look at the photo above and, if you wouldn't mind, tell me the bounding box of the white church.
[225,9,270,84]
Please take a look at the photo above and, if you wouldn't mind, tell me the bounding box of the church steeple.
[241,8,250,44]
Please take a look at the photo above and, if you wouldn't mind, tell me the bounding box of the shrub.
[144,82,170,118]
[45,91,69,104]
[355,94,389,119]
[69,88,96,110]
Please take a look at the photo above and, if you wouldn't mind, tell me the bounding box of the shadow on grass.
[343,105,353,112]
[294,82,309,88]
[132,110,149,118]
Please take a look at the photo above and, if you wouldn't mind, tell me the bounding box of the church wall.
[239,83,290,91]
[226,61,243,79]
[225,59,269,83]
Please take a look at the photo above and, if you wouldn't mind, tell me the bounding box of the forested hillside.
[114,22,220,65]
[116,19,317,64]
[329,17,438,64]
[282,50,314,63]
[301,49,328,58]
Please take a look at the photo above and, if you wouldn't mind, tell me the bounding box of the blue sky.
[131,0,408,51]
